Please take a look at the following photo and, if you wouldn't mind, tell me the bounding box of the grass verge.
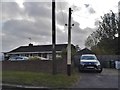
[2,70,79,88]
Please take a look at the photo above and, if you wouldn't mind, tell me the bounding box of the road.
[72,68,119,89]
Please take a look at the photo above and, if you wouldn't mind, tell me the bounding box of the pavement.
[72,68,119,89]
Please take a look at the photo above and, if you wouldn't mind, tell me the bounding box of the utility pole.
[52,0,57,75]
[118,1,120,55]
[67,8,72,76]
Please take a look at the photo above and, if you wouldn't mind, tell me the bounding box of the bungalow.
[4,43,76,60]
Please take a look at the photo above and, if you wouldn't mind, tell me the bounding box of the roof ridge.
[20,44,68,47]
[6,44,74,53]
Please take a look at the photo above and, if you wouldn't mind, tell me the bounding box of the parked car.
[78,54,102,73]
[9,56,29,61]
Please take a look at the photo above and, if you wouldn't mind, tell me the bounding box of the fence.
[2,59,67,73]
[2,55,120,73]
[97,55,120,68]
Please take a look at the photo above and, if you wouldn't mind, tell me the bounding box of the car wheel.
[78,65,83,72]
[97,68,103,73]
[78,67,81,72]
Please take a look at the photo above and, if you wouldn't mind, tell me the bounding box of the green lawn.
[2,70,79,88]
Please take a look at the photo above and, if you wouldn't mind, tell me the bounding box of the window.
[42,53,47,58]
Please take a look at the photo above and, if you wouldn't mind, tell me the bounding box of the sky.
[1,0,120,53]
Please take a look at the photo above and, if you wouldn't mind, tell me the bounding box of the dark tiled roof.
[8,44,75,53]
[76,48,95,55]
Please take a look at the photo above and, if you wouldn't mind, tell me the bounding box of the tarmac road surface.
[72,68,119,89]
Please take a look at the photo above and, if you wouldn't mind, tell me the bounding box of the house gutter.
[6,51,62,55]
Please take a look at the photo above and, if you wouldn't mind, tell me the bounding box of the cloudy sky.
[1,0,120,52]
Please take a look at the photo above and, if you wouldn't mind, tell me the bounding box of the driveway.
[72,68,119,89]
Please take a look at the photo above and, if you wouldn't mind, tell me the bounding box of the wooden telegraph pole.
[52,0,56,75]
[67,8,72,76]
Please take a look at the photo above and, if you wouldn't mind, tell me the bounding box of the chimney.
[29,43,33,47]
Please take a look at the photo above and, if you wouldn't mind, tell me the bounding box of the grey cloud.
[56,11,67,26]
[56,27,67,44]
[72,21,94,35]
[88,7,95,14]
[2,32,51,52]
[71,21,96,48]
[2,33,27,51]
[71,5,81,12]
[84,4,90,8]
[2,2,53,51]
[2,18,52,51]
[1,2,22,20]
[2,1,96,52]
[72,21,81,34]
[55,20,96,48]
[56,1,69,12]
[23,2,52,19]
[2,19,51,38]
[84,4,96,14]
